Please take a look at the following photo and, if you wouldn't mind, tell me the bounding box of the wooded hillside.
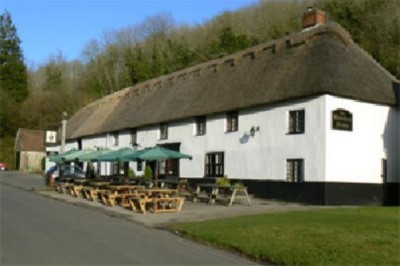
[1,0,399,168]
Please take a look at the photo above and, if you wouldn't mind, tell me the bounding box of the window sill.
[286,131,305,135]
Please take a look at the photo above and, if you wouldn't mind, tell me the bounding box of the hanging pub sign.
[332,109,353,131]
[45,130,57,144]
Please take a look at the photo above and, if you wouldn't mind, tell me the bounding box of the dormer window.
[226,111,238,132]
[288,110,305,134]
[195,116,206,136]
[159,123,168,140]
[130,128,137,145]
[112,132,119,146]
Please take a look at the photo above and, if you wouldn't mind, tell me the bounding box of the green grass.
[170,207,400,265]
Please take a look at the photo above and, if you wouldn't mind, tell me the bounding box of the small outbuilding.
[14,128,45,172]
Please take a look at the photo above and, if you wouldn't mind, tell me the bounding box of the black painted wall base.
[242,181,400,206]
[185,178,400,206]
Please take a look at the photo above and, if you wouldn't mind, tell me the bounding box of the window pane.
[226,111,238,132]
[286,159,304,182]
[288,110,305,134]
[130,128,137,144]
[205,152,224,177]
[160,123,168,139]
[196,116,206,135]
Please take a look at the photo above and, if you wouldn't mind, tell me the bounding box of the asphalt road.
[1,182,257,265]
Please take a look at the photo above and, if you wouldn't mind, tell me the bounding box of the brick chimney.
[302,7,326,30]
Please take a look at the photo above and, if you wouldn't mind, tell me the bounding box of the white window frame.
[112,132,119,146]
[288,109,305,134]
[226,111,239,132]
[195,116,206,136]
[159,123,168,140]
[286,159,304,182]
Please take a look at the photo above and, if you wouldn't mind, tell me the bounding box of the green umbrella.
[96,147,136,162]
[135,146,192,161]
[62,149,94,162]
[49,148,78,163]
[121,146,192,187]
[76,148,112,162]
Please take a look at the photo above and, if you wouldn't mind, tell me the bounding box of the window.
[195,116,206,136]
[159,123,168,140]
[226,111,238,132]
[205,152,224,177]
[288,110,305,134]
[286,159,304,182]
[136,160,143,172]
[130,128,137,145]
[112,132,118,146]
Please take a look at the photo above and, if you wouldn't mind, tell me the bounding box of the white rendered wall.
[126,97,327,181]
[55,95,398,183]
[71,97,327,181]
[325,95,399,183]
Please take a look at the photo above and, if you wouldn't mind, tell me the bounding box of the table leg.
[192,186,200,203]
[209,187,218,205]
[228,188,237,206]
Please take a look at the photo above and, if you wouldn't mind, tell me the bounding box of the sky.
[1,0,258,67]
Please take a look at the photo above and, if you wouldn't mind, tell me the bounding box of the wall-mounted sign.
[45,131,57,144]
[332,109,353,131]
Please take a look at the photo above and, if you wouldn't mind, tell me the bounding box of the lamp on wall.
[132,142,141,150]
[250,126,260,137]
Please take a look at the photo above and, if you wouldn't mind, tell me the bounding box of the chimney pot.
[302,7,326,30]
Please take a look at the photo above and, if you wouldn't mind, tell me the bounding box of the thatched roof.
[66,22,398,140]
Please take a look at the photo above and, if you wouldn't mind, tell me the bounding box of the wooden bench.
[128,196,153,214]
[228,187,252,206]
[192,184,252,206]
[70,185,86,197]
[81,187,104,201]
[99,191,136,207]
[152,197,185,214]
[57,182,74,194]
[128,195,185,214]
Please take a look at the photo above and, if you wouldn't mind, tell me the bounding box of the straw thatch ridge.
[66,21,398,140]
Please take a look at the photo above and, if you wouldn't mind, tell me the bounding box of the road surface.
[1,181,257,265]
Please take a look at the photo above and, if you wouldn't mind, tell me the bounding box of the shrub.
[144,165,153,181]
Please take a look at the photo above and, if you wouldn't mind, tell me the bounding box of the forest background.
[1,0,399,168]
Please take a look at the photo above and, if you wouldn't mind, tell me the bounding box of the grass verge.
[170,207,400,265]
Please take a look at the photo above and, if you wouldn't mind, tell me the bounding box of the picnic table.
[153,179,191,192]
[82,181,111,201]
[192,183,252,206]
[128,188,185,214]
[100,185,145,207]
[69,179,91,197]
[56,178,74,194]
[56,178,86,195]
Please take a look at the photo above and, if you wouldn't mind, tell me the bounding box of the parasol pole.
[155,160,159,188]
